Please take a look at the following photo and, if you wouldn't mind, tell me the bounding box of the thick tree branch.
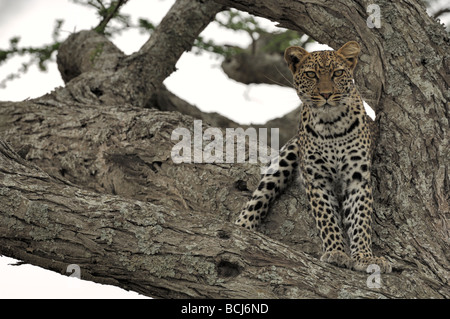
[120,0,225,104]
[56,30,125,84]
[221,32,294,87]
[0,114,448,298]
[222,50,291,87]
[1,97,449,298]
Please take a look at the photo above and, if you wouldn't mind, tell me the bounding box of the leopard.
[235,41,392,273]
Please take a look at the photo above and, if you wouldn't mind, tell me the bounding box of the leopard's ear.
[284,46,309,74]
[337,41,360,71]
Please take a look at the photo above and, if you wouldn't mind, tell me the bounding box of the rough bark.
[0,0,449,298]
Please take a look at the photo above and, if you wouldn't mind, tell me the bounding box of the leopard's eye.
[333,70,344,77]
[305,71,316,78]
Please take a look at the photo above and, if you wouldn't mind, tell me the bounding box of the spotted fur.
[236,41,391,273]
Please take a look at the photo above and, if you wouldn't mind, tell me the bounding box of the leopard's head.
[284,41,360,108]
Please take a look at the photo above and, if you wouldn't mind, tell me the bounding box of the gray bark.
[0,0,449,298]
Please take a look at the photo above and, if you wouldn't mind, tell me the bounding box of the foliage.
[72,0,132,35]
[193,10,311,58]
[0,20,63,88]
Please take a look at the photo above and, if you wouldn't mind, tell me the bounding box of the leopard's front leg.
[343,163,392,273]
[236,137,299,229]
[304,178,352,270]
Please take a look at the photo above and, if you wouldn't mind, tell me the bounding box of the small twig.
[9,261,27,266]
[94,0,129,34]
[433,8,450,19]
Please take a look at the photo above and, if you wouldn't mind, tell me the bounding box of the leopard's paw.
[320,250,352,269]
[352,255,392,273]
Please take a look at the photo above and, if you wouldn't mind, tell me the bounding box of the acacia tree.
[0,0,448,298]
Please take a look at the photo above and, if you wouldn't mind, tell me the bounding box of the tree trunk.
[0,0,449,298]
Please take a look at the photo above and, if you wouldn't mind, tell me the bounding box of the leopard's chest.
[297,111,369,183]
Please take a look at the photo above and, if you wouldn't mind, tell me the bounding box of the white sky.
[0,0,448,298]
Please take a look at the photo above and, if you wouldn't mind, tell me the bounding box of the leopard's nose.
[320,93,331,99]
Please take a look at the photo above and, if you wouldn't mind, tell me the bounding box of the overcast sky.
[0,0,448,299]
